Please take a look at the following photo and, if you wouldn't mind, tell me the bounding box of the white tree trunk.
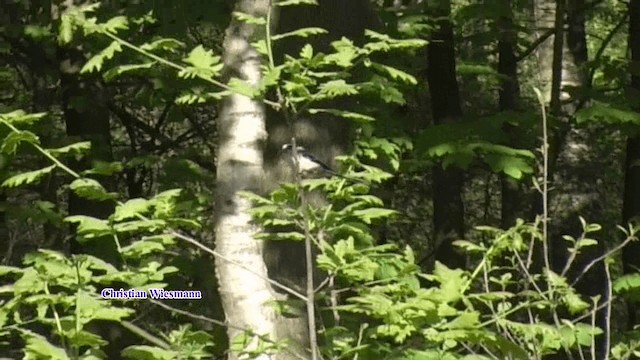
[214,1,304,359]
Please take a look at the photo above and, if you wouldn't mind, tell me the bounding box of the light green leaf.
[113,198,151,221]
[22,330,70,360]
[227,77,258,98]
[318,80,358,97]
[232,12,266,25]
[272,27,327,41]
[81,41,123,73]
[352,208,397,224]
[576,101,640,124]
[101,16,128,33]
[300,44,313,59]
[140,38,185,52]
[0,110,47,125]
[367,62,417,84]
[181,45,223,79]
[1,131,40,155]
[69,178,117,201]
[103,63,155,81]
[275,0,318,6]
[48,141,91,156]
[65,215,112,238]
[121,240,165,258]
[308,108,374,123]
[2,165,56,188]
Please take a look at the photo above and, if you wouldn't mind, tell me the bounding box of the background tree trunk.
[622,0,640,330]
[498,0,526,229]
[426,0,466,269]
[534,0,609,356]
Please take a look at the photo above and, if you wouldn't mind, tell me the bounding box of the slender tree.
[214,1,308,359]
[425,0,466,268]
[622,0,640,329]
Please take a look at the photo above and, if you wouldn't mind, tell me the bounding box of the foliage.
[1,0,639,359]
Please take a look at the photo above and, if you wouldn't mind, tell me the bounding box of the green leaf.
[122,345,178,360]
[81,41,123,73]
[140,38,185,52]
[2,165,56,188]
[271,27,327,41]
[22,330,71,360]
[65,215,112,238]
[227,77,258,98]
[48,141,91,156]
[113,198,151,221]
[275,0,318,6]
[103,63,155,81]
[180,45,223,79]
[318,80,358,97]
[308,108,374,123]
[84,161,123,176]
[69,178,117,201]
[1,131,40,155]
[121,240,166,258]
[367,62,417,84]
[232,12,266,25]
[0,110,47,125]
[576,101,640,124]
[114,219,166,233]
[300,44,313,59]
[352,208,397,224]
[101,16,128,33]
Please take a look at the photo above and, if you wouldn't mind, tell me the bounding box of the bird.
[280,144,338,175]
[280,144,367,184]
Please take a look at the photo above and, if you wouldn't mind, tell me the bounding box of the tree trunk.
[58,45,118,263]
[214,1,307,359]
[425,0,466,269]
[534,0,608,356]
[497,0,526,229]
[622,0,640,330]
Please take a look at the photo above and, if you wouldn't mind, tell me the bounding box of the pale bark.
[214,1,307,359]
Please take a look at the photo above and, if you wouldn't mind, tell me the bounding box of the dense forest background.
[1,0,640,359]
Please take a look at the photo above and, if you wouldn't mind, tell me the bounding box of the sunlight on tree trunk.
[214,1,306,359]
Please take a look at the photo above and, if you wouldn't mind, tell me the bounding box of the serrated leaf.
[232,12,266,25]
[0,110,47,125]
[2,165,56,188]
[272,27,327,41]
[101,16,128,33]
[576,101,640,124]
[65,215,112,238]
[22,330,70,360]
[69,178,116,201]
[81,41,123,73]
[227,77,258,98]
[368,62,417,84]
[103,63,155,81]
[83,161,123,176]
[113,198,151,221]
[352,208,397,224]
[1,131,40,155]
[181,45,223,79]
[121,240,165,258]
[318,80,358,97]
[140,38,185,52]
[48,141,91,156]
[114,219,166,233]
[300,44,313,59]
